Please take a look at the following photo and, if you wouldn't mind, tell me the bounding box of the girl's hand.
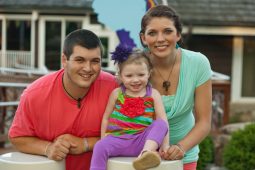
[159,144,170,158]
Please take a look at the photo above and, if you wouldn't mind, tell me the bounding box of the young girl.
[90,44,169,170]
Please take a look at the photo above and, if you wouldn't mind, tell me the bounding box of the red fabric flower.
[120,97,145,118]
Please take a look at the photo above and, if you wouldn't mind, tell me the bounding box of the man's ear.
[61,53,67,68]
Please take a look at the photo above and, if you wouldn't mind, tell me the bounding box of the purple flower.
[111,44,133,64]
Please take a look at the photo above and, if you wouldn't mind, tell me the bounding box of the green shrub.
[197,136,214,170]
[223,123,255,170]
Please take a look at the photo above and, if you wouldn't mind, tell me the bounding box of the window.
[45,21,61,70]
[99,37,109,67]
[186,35,233,76]
[44,20,83,70]
[66,21,82,36]
[42,18,112,70]
[7,20,31,50]
[0,20,2,50]
[242,37,255,97]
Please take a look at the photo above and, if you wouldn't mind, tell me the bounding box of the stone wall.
[0,73,41,101]
[0,73,43,141]
[230,101,255,123]
[0,74,41,83]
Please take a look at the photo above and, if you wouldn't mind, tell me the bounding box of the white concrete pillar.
[108,157,183,170]
[31,11,38,68]
[1,16,6,67]
[0,152,65,170]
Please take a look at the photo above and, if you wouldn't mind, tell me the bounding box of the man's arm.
[9,136,71,161]
[55,134,99,154]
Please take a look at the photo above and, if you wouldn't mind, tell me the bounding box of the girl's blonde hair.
[117,49,152,75]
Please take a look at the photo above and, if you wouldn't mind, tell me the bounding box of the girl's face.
[141,17,181,59]
[120,62,150,96]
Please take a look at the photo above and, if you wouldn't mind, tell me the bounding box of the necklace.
[154,51,177,92]
[62,75,82,108]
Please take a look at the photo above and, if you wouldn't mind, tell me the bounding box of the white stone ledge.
[0,152,65,170]
[108,157,183,170]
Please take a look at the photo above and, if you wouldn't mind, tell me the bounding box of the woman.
[140,5,212,170]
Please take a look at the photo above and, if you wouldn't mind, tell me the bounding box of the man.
[8,29,118,170]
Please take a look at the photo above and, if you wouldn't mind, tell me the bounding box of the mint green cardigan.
[162,48,212,164]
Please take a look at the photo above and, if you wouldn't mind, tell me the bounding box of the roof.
[167,0,255,27]
[0,0,93,13]
[1,0,255,27]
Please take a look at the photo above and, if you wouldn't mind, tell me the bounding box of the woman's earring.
[175,43,179,49]
[144,46,150,52]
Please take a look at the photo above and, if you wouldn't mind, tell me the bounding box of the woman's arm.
[178,79,212,152]
[164,79,212,160]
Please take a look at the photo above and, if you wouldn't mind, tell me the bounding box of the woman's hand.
[161,144,186,160]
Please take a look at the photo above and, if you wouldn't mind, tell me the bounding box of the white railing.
[0,50,32,69]
[0,67,48,76]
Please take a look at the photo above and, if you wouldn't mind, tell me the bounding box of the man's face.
[62,45,101,90]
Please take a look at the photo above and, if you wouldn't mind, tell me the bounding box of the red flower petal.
[120,97,145,118]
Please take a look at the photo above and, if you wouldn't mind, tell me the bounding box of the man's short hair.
[63,29,104,60]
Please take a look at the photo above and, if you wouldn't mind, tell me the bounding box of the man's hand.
[46,137,73,161]
[53,134,100,155]
[56,134,84,154]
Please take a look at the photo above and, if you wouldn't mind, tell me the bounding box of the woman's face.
[141,17,181,58]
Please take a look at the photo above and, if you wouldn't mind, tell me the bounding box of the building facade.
[0,0,118,71]
[1,0,255,107]
[167,0,255,106]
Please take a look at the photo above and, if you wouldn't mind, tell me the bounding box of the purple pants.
[90,118,168,170]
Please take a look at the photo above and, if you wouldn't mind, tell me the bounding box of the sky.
[92,0,146,47]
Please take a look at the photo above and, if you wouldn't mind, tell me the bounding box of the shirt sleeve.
[195,53,212,87]
[8,91,36,138]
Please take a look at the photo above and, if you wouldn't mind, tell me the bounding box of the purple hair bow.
[111,44,133,64]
